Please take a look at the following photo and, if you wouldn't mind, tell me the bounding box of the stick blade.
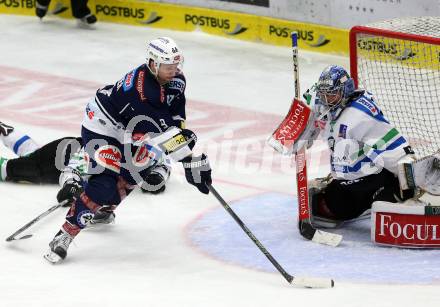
[312,230,343,247]
[291,276,334,289]
[5,234,33,242]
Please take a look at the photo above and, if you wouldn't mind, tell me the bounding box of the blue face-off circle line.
[186,192,440,285]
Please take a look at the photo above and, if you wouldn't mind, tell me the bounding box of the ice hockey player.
[44,37,212,263]
[0,121,77,185]
[35,0,97,27]
[287,65,438,228]
[0,122,171,195]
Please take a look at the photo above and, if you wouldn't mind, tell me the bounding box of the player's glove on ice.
[57,179,84,205]
[182,154,212,194]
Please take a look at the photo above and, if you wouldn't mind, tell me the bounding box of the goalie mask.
[146,37,184,77]
[315,65,355,111]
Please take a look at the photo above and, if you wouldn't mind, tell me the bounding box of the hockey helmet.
[315,65,355,109]
[146,37,184,76]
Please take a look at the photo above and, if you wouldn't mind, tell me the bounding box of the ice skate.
[44,229,74,264]
[77,14,97,29]
[0,121,14,137]
[35,1,48,19]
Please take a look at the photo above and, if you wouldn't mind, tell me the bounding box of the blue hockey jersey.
[83,64,186,143]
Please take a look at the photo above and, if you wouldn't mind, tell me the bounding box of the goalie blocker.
[267,98,319,156]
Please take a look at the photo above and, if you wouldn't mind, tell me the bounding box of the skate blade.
[44,250,63,264]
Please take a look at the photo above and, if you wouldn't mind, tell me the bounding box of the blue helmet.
[315,65,355,109]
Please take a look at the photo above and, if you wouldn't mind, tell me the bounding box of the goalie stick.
[208,184,334,288]
[5,200,68,242]
[291,32,342,247]
[267,32,342,247]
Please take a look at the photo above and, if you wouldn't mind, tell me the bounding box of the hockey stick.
[291,32,342,247]
[208,184,334,288]
[5,200,68,242]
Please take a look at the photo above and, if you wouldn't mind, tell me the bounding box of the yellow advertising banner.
[0,0,349,55]
[356,35,440,70]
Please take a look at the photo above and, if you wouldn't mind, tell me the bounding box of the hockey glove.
[56,179,84,205]
[141,164,171,194]
[182,154,212,194]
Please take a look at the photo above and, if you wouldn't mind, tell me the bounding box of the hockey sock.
[0,129,39,157]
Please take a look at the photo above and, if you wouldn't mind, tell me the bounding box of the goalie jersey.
[317,91,411,180]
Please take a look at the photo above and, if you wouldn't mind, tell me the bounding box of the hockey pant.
[321,169,414,221]
[6,137,81,184]
[61,128,149,235]
[37,0,91,19]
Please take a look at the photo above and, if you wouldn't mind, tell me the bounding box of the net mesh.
[353,16,440,158]
[365,16,440,38]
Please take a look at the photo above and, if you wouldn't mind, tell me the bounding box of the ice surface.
[0,14,438,307]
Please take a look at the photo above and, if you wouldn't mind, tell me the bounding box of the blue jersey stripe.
[13,135,31,155]
[384,136,406,151]
[350,102,389,124]
[333,155,372,173]
[336,136,406,174]
[370,136,407,156]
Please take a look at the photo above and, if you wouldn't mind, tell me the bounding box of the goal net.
[350,16,440,158]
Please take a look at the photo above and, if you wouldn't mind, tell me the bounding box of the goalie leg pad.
[398,153,440,196]
[308,176,343,228]
[371,199,440,248]
[309,184,342,228]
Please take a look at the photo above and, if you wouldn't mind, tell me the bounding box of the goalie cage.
[350,16,440,159]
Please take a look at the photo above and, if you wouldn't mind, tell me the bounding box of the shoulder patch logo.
[123,69,137,91]
[358,98,378,116]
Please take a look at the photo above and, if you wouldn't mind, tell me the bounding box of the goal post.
[349,17,440,158]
